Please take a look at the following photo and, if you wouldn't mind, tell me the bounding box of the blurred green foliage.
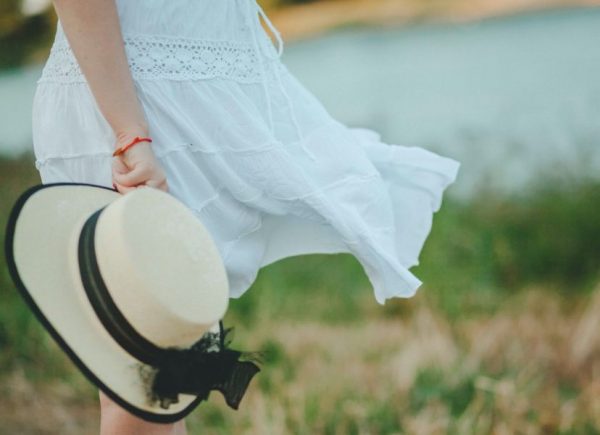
[0,0,56,69]
[412,178,600,318]
[1,154,599,432]
[2,153,599,374]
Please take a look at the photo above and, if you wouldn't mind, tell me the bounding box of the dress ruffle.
[32,6,459,305]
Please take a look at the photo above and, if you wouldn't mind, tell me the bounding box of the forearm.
[52,0,148,145]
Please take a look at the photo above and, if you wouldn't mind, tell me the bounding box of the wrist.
[114,125,150,149]
[113,136,153,157]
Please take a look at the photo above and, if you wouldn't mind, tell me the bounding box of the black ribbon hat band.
[77,206,264,410]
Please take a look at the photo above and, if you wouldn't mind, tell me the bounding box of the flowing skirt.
[32,0,460,305]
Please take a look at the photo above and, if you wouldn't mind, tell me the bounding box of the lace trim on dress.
[37,33,278,84]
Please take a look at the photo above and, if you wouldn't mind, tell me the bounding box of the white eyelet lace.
[36,0,318,161]
[37,34,274,85]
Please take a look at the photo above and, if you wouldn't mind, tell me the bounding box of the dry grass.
[1,284,599,434]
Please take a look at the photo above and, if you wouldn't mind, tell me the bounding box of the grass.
[0,153,599,433]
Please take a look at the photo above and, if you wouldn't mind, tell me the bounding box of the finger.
[144,177,169,193]
[112,159,131,189]
[112,177,127,194]
[112,167,141,193]
[113,163,150,187]
[113,180,140,194]
[112,156,129,174]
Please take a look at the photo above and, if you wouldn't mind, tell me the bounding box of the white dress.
[32,0,460,305]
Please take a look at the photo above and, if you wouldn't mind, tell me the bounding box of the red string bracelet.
[112,136,153,157]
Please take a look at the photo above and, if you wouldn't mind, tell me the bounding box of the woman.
[34,0,460,432]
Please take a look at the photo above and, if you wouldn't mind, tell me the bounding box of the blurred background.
[2,0,600,433]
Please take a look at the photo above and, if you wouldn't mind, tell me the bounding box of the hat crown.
[92,187,229,348]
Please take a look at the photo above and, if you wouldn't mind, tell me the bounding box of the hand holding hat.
[4,183,265,423]
[111,136,168,194]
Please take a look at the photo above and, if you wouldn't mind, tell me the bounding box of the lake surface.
[2,7,600,198]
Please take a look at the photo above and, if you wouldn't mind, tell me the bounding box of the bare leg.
[99,390,187,435]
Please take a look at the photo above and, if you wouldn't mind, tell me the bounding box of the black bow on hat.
[147,322,264,409]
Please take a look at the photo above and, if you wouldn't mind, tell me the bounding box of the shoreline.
[266,0,600,42]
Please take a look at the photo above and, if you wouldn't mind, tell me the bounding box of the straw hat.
[4,182,263,423]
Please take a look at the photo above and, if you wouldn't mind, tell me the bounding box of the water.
[282,7,600,198]
[2,7,600,198]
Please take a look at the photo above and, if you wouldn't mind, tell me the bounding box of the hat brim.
[5,182,220,423]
